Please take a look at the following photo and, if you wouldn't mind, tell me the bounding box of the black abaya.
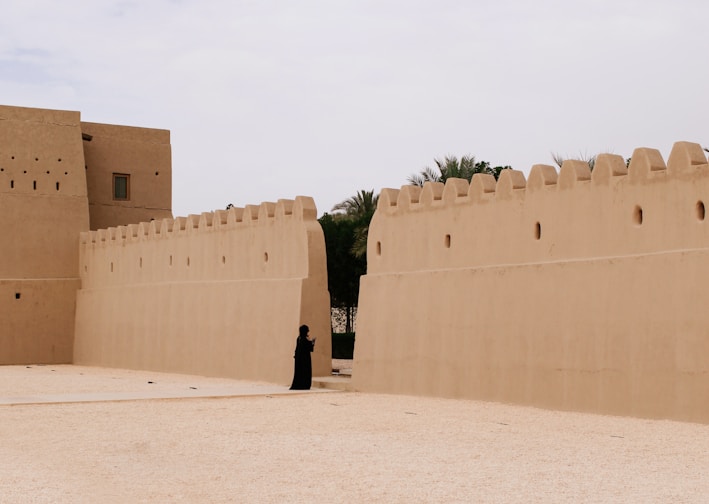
[290,335,314,390]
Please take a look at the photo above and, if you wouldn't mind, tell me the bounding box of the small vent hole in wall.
[34,157,38,162]
[84,265,87,273]
[187,257,190,267]
[444,234,451,248]
[46,170,50,174]
[155,171,159,176]
[633,205,643,226]
[56,182,60,191]
[33,181,36,190]
[15,293,20,300]
[534,222,542,240]
[221,256,226,265]
[264,252,269,263]
[110,262,114,273]
[10,180,13,189]
[376,241,382,256]
[57,158,62,162]
[169,255,173,266]
[696,201,705,221]
[139,257,143,268]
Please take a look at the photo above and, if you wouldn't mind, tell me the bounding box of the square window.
[113,173,130,200]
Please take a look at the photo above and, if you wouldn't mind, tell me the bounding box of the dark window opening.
[113,173,130,200]
[15,293,21,299]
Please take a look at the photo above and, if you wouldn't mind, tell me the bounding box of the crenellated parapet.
[79,196,325,288]
[367,141,709,275]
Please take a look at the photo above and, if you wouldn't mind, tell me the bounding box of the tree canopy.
[331,189,378,258]
[408,155,510,186]
[319,189,378,333]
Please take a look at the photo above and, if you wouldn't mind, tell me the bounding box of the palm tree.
[408,155,509,186]
[331,189,379,219]
[332,189,379,258]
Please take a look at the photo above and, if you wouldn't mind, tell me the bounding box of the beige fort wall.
[0,105,90,364]
[82,121,173,230]
[353,141,709,423]
[73,196,331,384]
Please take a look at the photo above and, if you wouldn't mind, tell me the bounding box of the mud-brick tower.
[0,105,90,363]
[0,104,173,364]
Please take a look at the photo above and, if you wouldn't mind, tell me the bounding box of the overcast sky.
[1,1,706,217]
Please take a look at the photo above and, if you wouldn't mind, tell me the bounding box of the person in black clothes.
[290,324,316,390]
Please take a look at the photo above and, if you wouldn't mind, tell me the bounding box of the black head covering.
[299,324,309,337]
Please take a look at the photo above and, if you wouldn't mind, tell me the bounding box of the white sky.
[1,0,707,217]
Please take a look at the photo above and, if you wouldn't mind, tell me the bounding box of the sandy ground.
[0,365,707,503]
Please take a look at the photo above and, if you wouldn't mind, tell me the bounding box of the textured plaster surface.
[355,142,709,422]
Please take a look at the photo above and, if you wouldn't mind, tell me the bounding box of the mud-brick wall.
[0,105,90,364]
[354,141,709,423]
[74,196,331,384]
[81,121,173,231]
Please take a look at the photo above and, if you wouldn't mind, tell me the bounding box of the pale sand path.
[0,365,707,503]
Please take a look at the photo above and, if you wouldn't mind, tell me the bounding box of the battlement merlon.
[80,196,318,245]
[78,196,326,286]
[377,142,707,214]
[367,141,709,273]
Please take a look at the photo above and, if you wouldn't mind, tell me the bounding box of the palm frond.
[350,225,369,258]
[551,152,565,168]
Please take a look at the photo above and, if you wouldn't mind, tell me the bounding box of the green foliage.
[331,189,378,219]
[331,332,355,359]
[319,213,367,333]
[320,189,379,333]
[331,189,378,259]
[408,155,508,186]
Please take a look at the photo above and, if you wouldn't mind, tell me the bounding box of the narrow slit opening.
[633,205,643,226]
